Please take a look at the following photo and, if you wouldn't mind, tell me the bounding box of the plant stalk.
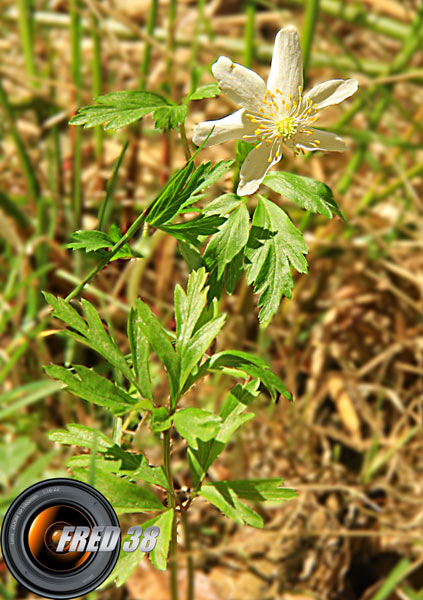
[181,510,194,600]
[164,430,179,600]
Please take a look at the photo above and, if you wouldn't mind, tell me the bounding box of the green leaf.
[178,240,205,271]
[72,468,165,513]
[158,214,225,247]
[200,479,297,528]
[188,381,258,487]
[67,229,135,260]
[225,250,244,295]
[153,104,187,129]
[180,315,226,388]
[173,408,222,449]
[186,83,221,101]
[67,455,122,473]
[44,365,148,415]
[43,292,88,334]
[146,160,233,228]
[175,268,208,349]
[135,299,180,407]
[130,464,171,492]
[207,350,290,402]
[80,299,137,385]
[146,161,195,227]
[199,482,263,528]
[48,423,115,451]
[151,407,173,433]
[103,509,174,587]
[48,424,142,470]
[204,202,250,279]
[69,91,171,131]
[202,193,242,216]
[264,172,344,219]
[128,307,153,401]
[220,478,298,502]
[149,508,174,570]
[174,268,226,389]
[44,294,141,391]
[245,197,308,323]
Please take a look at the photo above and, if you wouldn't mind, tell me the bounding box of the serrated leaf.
[207,350,290,402]
[175,268,208,350]
[187,83,221,101]
[153,104,187,129]
[130,464,171,492]
[173,408,222,450]
[135,299,180,407]
[146,160,233,228]
[225,250,244,295]
[188,381,258,487]
[48,423,115,451]
[72,467,165,513]
[200,479,297,528]
[128,307,153,401]
[70,91,171,131]
[67,229,135,260]
[48,424,142,471]
[44,364,146,415]
[220,479,298,502]
[199,482,263,528]
[204,202,250,279]
[43,292,88,334]
[180,315,226,387]
[67,455,122,473]
[158,214,225,247]
[264,171,343,219]
[44,295,141,392]
[177,240,205,270]
[245,197,307,323]
[103,509,174,587]
[202,193,242,216]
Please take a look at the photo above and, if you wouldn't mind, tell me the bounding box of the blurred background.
[0,1,422,599]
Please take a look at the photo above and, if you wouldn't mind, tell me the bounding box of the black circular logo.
[1,478,120,599]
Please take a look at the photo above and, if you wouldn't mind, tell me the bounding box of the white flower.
[192,26,358,196]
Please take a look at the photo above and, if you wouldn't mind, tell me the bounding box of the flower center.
[243,87,321,161]
[275,116,297,139]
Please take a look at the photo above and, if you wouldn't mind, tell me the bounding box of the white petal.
[192,109,255,147]
[304,79,358,110]
[237,143,281,196]
[212,56,266,113]
[267,27,303,102]
[295,128,348,152]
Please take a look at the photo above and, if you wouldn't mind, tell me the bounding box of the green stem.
[163,430,179,600]
[0,81,39,201]
[243,0,255,69]
[98,141,129,230]
[301,0,320,79]
[179,123,191,161]
[70,0,83,228]
[141,0,159,88]
[91,14,103,160]
[16,0,37,86]
[181,511,194,600]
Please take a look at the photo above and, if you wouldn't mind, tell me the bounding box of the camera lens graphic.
[27,505,92,572]
[1,479,120,599]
